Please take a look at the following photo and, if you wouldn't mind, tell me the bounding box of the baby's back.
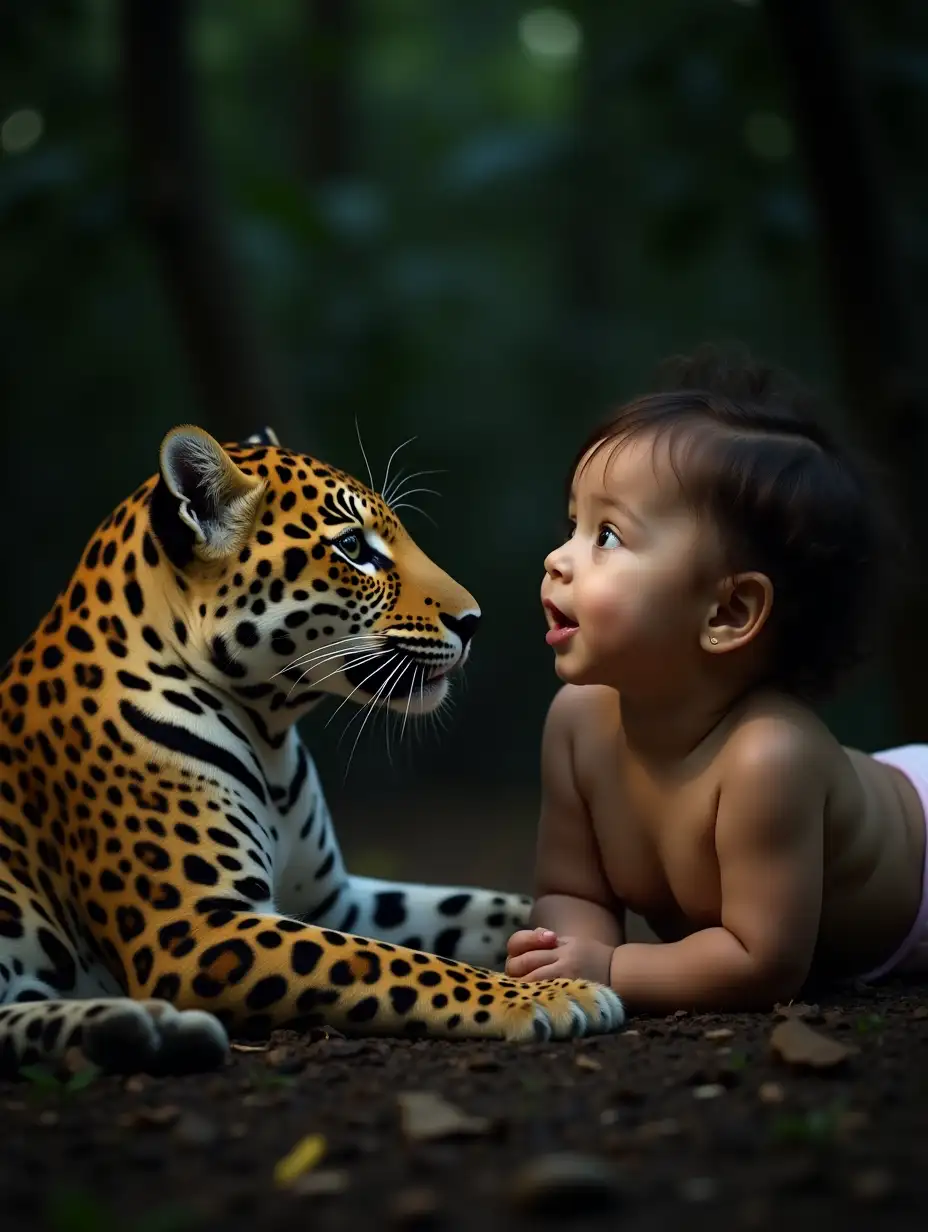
[566,685,925,980]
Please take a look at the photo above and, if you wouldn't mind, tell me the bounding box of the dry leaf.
[231,1042,268,1053]
[397,1091,492,1141]
[769,1018,858,1069]
[274,1133,327,1188]
[703,1028,734,1042]
[635,1118,681,1142]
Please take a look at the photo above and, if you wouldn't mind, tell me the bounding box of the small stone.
[174,1112,218,1146]
[228,1122,248,1139]
[242,1093,275,1108]
[289,1169,349,1197]
[510,1153,621,1215]
[38,1110,59,1127]
[851,1168,894,1203]
[265,1046,306,1075]
[575,1054,602,1072]
[680,1176,717,1203]
[758,1082,785,1104]
[635,1118,681,1142]
[693,1083,725,1100]
[704,1028,734,1042]
[464,1053,501,1073]
[389,1186,441,1228]
[122,1104,181,1129]
[124,1075,147,1094]
[622,1029,639,1036]
[912,1007,928,1020]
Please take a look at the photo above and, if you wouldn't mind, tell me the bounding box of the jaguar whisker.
[380,435,417,503]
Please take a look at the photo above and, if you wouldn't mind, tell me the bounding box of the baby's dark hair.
[571,345,905,701]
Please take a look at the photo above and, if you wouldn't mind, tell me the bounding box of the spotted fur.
[0,425,623,1075]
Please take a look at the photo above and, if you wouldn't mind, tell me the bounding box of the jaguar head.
[150,425,479,721]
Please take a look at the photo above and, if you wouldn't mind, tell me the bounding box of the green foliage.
[1,0,924,783]
[46,1188,199,1232]
[19,1061,100,1095]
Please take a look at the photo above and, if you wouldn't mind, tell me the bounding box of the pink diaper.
[857,744,928,982]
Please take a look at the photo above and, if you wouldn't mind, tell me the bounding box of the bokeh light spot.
[1,108,44,155]
[518,7,582,68]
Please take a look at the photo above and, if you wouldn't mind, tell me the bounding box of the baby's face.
[541,431,723,692]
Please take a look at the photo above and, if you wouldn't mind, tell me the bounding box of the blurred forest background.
[2,0,927,895]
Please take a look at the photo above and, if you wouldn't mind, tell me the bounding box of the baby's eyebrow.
[589,490,645,527]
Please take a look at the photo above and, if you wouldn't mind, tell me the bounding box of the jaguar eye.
[335,531,363,560]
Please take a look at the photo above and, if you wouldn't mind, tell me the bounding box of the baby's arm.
[507,687,624,977]
[604,725,825,1012]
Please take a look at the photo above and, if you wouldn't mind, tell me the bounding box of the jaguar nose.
[439,611,481,648]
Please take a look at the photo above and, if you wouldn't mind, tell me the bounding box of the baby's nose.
[544,546,571,579]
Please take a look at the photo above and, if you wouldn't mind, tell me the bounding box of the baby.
[505,348,925,1013]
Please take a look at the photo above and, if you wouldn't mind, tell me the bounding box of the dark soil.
[4,978,928,1232]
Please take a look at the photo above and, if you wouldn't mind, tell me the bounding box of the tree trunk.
[765,0,928,741]
[120,0,298,445]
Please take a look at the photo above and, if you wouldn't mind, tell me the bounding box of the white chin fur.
[386,674,449,715]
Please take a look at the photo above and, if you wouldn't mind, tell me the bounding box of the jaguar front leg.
[125,911,623,1043]
[339,874,532,970]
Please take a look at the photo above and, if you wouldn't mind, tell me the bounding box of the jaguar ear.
[159,426,266,561]
[240,426,280,447]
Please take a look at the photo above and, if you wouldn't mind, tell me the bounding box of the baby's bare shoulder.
[548,683,620,727]
[721,692,839,783]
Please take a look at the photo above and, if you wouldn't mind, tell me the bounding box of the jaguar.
[0,424,624,1075]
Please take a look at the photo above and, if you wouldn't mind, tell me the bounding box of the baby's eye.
[564,518,576,541]
[595,525,622,549]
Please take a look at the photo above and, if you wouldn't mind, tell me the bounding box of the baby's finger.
[506,928,557,957]
[505,947,560,979]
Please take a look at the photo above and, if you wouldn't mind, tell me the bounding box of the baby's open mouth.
[544,601,579,647]
[546,601,578,630]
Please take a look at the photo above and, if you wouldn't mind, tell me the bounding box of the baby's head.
[543,347,901,702]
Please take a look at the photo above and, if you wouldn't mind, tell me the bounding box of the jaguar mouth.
[342,652,452,702]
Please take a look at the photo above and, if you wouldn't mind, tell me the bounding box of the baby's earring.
[709,636,719,645]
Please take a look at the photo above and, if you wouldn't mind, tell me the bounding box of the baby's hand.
[505,927,559,978]
[508,934,615,986]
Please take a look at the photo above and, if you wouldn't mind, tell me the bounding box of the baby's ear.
[158,425,266,562]
[703,571,773,652]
